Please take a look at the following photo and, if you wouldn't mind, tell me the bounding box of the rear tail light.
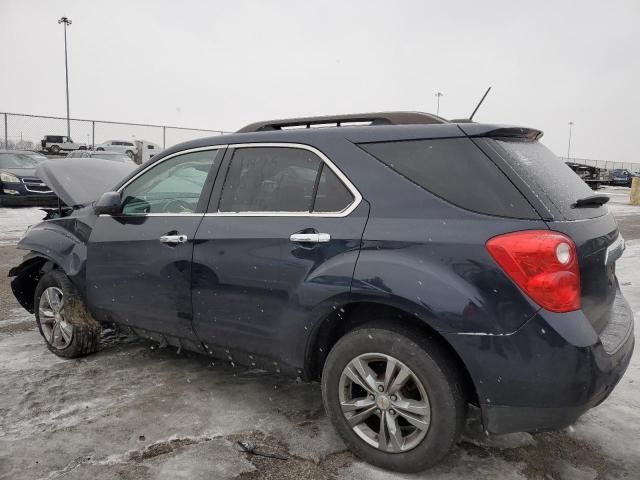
[486,230,580,313]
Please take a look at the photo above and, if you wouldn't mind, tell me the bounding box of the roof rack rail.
[236,111,448,133]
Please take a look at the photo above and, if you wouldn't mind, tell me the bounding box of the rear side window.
[360,138,539,219]
[313,165,354,213]
[492,140,605,220]
[219,147,321,212]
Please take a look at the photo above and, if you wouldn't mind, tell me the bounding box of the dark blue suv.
[9,112,634,472]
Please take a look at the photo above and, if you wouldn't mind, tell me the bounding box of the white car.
[41,135,87,154]
[94,140,138,159]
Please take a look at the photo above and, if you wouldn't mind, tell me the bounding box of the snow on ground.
[0,207,46,246]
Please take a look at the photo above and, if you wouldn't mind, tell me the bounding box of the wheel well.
[10,256,55,313]
[305,302,479,406]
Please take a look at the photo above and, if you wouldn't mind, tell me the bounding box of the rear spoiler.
[457,124,543,141]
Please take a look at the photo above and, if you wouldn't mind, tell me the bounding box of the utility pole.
[435,92,443,116]
[567,121,574,161]
[58,16,72,138]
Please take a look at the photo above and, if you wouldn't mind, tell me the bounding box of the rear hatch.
[473,132,622,334]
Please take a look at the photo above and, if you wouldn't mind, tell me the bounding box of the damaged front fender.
[9,217,93,312]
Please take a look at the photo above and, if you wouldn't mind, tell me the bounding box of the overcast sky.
[1,0,639,162]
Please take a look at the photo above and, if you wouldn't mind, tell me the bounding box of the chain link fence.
[3,112,639,174]
[0,112,230,154]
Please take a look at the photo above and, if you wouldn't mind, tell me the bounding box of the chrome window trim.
[109,142,362,219]
[116,145,228,193]
[207,142,362,218]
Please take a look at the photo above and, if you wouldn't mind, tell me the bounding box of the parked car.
[609,169,636,187]
[66,150,135,163]
[41,135,87,154]
[9,112,634,472]
[94,139,137,159]
[0,151,58,206]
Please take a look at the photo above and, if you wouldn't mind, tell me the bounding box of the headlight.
[0,172,20,183]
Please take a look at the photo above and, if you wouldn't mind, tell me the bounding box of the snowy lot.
[0,186,638,480]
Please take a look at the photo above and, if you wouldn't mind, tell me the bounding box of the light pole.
[435,92,443,116]
[567,121,574,161]
[58,16,72,138]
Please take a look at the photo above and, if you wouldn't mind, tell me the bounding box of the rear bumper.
[445,287,635,434]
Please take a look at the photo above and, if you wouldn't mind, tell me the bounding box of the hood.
[0,167,37,178]
[36,158,136,207]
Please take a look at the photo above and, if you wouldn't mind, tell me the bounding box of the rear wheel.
[321,326,466,472]
[125,150,134,159]
[50,145,60,154]
[34,270,100,358]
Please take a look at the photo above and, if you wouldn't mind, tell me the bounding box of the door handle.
[289,233,331,243]
[159,234,188,244]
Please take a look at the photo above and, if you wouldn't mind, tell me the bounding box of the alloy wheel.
[338,353,431,453]
[38,286,73,349]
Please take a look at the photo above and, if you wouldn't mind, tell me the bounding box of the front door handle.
[159,234,188,244]
[289,233,331,243]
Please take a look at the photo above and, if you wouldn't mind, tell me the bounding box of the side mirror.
[94,191,122,215]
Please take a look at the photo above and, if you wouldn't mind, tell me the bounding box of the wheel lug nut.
[369,395,374,400]
[390,410,396,415]
[377,386,384,392]
[390,395,397,401]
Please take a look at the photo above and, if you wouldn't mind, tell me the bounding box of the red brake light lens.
[486,230,580,313]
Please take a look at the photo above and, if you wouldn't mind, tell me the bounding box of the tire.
[125,150,134,159]
[34,270,101,358]
[50,145,60,154]
[321,325,466,472]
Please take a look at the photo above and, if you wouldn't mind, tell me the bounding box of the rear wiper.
[572,194,610,208]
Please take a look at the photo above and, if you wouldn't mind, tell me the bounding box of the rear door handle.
[159,234,188,244]
[289,233,331,243]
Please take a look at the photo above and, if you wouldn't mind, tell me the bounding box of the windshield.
[0,153,39,169]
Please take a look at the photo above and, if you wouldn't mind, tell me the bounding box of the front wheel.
[34,270,101,358]
[125,150,134,159]
[50,145,60,154]
[321,326,466,472]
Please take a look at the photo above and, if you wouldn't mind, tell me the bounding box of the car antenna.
[469,86,492,121]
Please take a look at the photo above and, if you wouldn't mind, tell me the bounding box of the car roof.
[157,121,538,159]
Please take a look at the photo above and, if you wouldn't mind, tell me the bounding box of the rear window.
[492,139,605,220]
[359,138,539,219]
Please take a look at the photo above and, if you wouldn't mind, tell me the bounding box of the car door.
[191,143,368,369]
[86,146,225,340]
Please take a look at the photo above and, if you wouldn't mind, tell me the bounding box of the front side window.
[121,149,219,214]
[219,147,322,213]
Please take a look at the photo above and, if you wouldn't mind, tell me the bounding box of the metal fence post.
[162,126,166,148]
[4,113,7,149]
[91,121,95,148]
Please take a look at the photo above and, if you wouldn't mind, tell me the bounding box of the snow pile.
[0,208,46,246]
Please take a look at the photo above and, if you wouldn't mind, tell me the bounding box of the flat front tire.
[321,326,466,472]
[34,270,100,358]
